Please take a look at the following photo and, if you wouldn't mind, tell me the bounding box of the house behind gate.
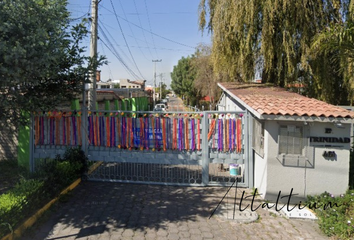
[217,82,354,202]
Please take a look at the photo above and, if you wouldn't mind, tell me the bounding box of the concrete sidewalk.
[20,182,327,240]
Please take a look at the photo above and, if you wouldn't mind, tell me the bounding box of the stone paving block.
[132,236,146,240]
[98,231,111,240]
[122,229,134,237]
[189,228,202,235]
[190,235,202,240]
[17,182,330,240]
[178,231,191,238]
[156,229,168,237]
[168,227,179,234]
[145,232,157,239]
[202,231,214,239]
[187,222,200,229]
[167,233,180,240]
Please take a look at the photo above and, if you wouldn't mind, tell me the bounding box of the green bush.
[306,190,354,239]
[34,147,88,197]
[198,100,212,110]
[61,147,88,175]
[0,178,44,237]
[0,147,89,238]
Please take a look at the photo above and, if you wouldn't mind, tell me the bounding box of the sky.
[67,0,211,88]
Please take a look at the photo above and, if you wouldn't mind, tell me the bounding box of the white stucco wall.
[305,123,350,197]
[254,151,267,198]
[218,93,245,112]
[265,121,350,202]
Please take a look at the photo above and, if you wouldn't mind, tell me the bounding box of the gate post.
[29,113,35,172]
[201,111,209,186]
[246,111,254,188]
[81,107,88,158]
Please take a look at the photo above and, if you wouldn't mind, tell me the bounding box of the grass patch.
[0,159,27,195]
[0,147,88,239]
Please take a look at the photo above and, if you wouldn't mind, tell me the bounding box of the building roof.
[218,82,354,119]
[120,79,146,86]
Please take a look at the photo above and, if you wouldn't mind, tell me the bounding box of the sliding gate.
[30,110,252,187]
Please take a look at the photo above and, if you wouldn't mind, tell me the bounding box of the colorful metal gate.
[30,110,252,187]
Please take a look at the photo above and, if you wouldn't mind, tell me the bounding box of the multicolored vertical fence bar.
[33,111,244,154]
[31,110,250,187]
[34,111,82,147]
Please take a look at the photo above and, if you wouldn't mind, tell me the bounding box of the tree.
[311,2,354,104]
[170,56,201,106]
[199,0,350,104]
[156,83,169,100]
[0,0,104,125]
[192,44,223,109]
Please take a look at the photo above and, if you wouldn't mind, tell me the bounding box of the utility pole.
[88,0,98,110]
[159,73,163,100]
[152,59,162,107]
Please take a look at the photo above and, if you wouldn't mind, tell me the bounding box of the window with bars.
[277,124,312,168]
[279,125,304,155]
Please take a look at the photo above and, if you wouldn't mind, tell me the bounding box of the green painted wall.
[105,100,110,111]
[71,99,80,110]
[114,99,119,110]
[131,98,136,111]
[17,112,30,170]
[121,99,126,111]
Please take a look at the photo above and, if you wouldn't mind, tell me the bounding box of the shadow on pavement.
[21,181,229,239]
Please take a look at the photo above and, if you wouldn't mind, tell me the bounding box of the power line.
[100,38,140,80]
[68,0,91,22]
[99,19,191,53]
[99,19,137,70]
[99,25,141,80]
[109,0,146,80]
[132,0,154,60]
[117,0,150,61]
[144,0,159,58]
[100,5,195,50]
[98,40,113,81]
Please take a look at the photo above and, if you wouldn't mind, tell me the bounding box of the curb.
[1,161,102,240]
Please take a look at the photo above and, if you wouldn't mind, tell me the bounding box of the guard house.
[217,82,354,201]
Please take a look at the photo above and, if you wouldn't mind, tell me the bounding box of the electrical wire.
[132,0,154,60]
[100,38,140,80]
[144,0,159,58]
[100,4,195,50]
[99,19,136,70]
[109,0,146,80]
[98,25,141,80]
[98,40,113,81]
[117,0,150,61]
[68,0,91,22]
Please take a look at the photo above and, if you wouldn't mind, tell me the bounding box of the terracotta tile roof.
[218,82,354,118]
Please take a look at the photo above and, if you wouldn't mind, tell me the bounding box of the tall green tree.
[170,56,201,106]
[311,2,354,104]
[199,0,351,104]
[0,0,104,125]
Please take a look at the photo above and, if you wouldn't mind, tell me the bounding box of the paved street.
[20,182,328,240]
[166,95,187,112]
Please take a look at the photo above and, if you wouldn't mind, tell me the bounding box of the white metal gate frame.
[29,110,253,188]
